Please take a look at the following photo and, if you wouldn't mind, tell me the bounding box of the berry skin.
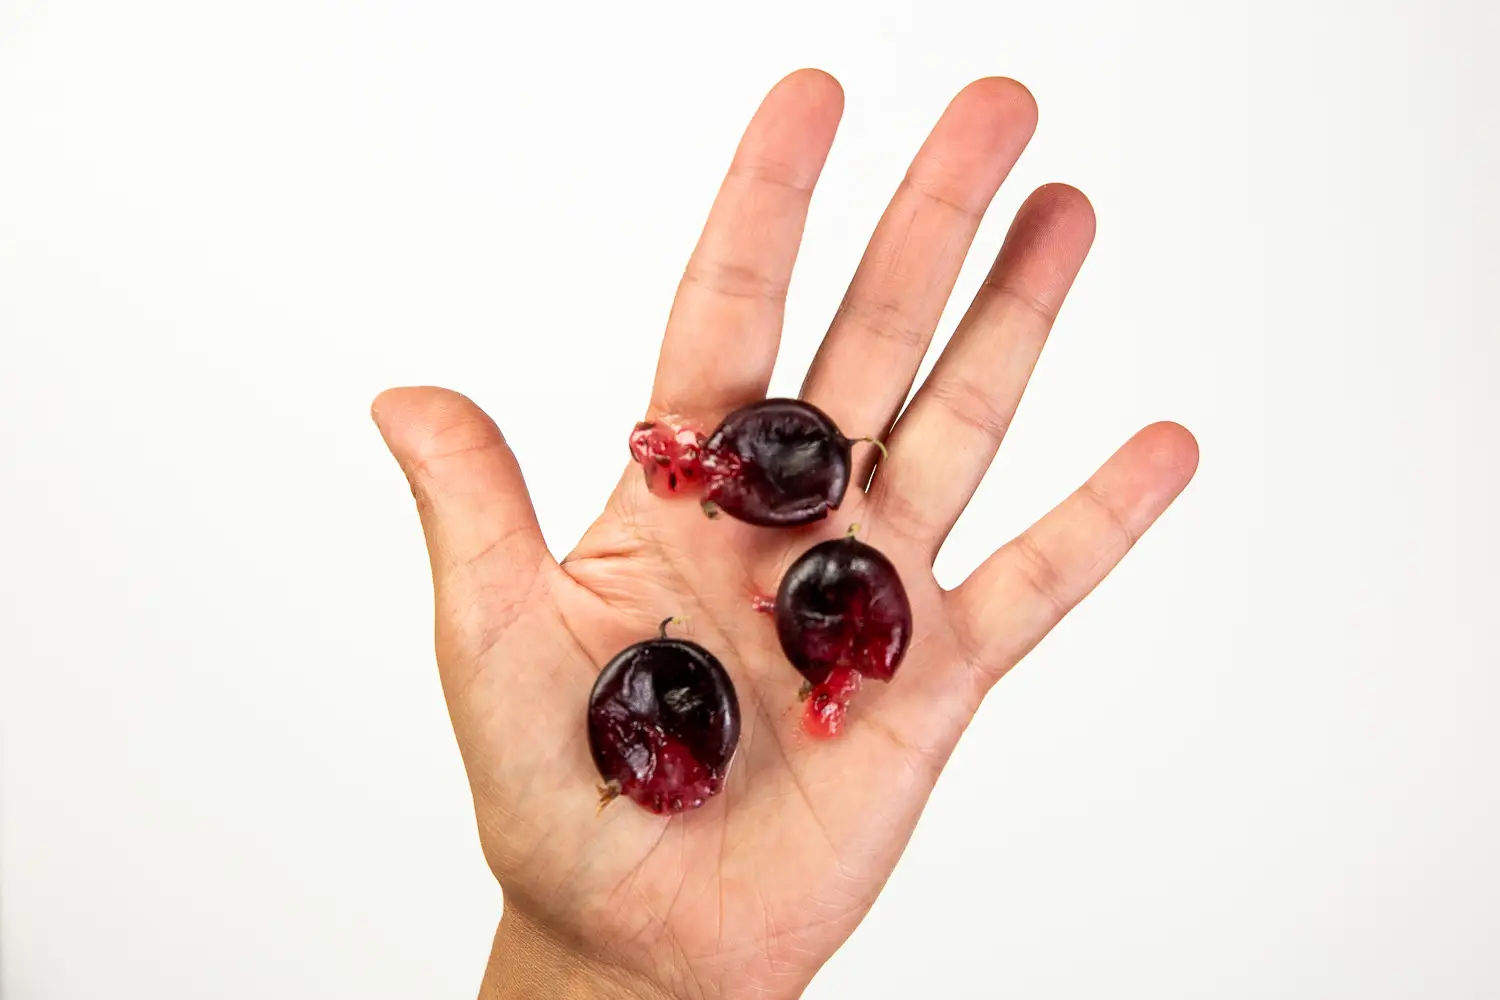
[775,535,912,737]
[587,621,740,814]
[699,399,856,527]
[629,420,707,497]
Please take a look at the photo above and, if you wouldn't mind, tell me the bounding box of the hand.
[372,69,1198,1000]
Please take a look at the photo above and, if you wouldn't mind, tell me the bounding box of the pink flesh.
[801,666,862,740]
[649,738,714,805]
[629,419,708,497]
[793,586,907,685]
[615,730,722,815]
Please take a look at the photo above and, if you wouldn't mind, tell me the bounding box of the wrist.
[478,904,677,1000]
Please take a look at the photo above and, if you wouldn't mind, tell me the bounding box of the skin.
[372,70,1200,1000]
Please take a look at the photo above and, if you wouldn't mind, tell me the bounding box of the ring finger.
[868,183,1097,557]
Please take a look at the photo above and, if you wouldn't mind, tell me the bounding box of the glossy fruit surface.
[775,535,912,686]
[587,625,740,814]
[700,399,853,527]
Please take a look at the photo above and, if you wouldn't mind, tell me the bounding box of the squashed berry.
[588,619,740,814]
[775,533,912,737]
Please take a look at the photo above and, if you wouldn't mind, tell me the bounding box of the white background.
[2,1,1497,997]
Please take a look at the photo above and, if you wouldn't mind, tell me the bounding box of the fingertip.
[1002,184,1098,268]
[369,386,497,463]
[755,68,844,149]
[371,386,430,444]
[778,68,845,117]
[962,76,1039,129]
[370,385,548,601]
[370,386,416,432]
[1139,420,1201,483]
[1029,183,1096,236]
[923,76,1039,177]
[372,384,480,420]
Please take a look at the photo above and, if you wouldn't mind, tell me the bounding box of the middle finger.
[799,77,1038,479]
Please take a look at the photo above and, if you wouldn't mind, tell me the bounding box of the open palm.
[373,70,1197,1000]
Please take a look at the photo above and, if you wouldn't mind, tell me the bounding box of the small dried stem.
[596,780,622,815]
[852,436,889,460]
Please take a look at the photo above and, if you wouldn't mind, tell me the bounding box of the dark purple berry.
[700,399,857,527]
[587,620,740,814]
[775,535,912,736]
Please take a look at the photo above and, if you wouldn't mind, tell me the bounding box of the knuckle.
[868,477,939,542]
[925,373,1012,442]
[727,159,816,195]
[834,295,930,349]
[981,278,1060,325]
[1007,531,1071,616]
[681,258,790,303]
[1078,481,1138,551]
[904,173,983,224]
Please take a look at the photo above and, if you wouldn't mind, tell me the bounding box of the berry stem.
[596,780,621,815]
[852,435,889,460]
[657,616,685,639]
